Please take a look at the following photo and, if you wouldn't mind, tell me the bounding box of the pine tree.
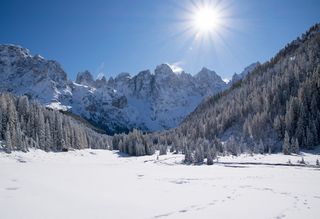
[283,131,291,155]
[159,145,167,155]
[257,139,265,154]
[184,148,193,164]
[5,127,12,153]
[291,138,300,154]
[38,111,45,149]
[0,109,3,139]
[6,100,18,149]
[206,149,214,165]
[44,120,52,151]
[194,146,204,164]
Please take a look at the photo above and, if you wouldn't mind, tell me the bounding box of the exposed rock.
[0,44,230,134]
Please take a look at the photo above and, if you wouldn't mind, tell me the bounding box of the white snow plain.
[0,149,320,219]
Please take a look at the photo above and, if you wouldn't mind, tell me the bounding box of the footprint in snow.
[5,187,19,191]
[276,213,286,219]
[153,212,174,218]
[170,180,189,184]
[208,200,218,205]
[16,158,27,163]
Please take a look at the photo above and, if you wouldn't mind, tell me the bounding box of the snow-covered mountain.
[230,62,260,84]
[0,44,228,133]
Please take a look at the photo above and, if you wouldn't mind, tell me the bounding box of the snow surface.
[1,150,320,219]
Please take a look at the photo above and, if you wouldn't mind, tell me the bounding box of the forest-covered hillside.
[0,93,112,152]
[162,23,320,163]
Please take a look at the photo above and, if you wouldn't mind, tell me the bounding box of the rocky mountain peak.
[115,72,131,81]
[137,69,152,77]
[155,64,174,76]
[95,76,107,88]
[195,67,220,79]
[0,44,32,61]
[75,70,94,86]
[195,67,225,86]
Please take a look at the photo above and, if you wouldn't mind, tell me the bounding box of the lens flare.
[193,7,221,33]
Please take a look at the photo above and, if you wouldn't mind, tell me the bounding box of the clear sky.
[0,0,319,80]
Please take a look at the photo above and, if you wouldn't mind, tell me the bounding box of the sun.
[171,0,235,48]
[193,7,220,33]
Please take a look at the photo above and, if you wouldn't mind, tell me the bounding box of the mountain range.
[0,44,257,134]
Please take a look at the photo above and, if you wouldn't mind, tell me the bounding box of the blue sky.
[0,0,319,80]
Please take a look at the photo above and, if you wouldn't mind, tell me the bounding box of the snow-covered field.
[1,149,320,219]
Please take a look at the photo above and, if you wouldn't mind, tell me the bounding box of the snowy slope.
[0,149,319,219]
[0,44,228,133]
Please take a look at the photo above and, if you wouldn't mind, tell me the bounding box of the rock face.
[0,44,70,108]
[103,64,228,131]
[0,44,229,134]
[194,67,228,96]
[75,70,94,86]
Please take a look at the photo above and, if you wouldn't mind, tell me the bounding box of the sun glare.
[193,7,220,33]
[171,0,235,52]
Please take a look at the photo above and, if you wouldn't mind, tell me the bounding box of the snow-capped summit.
[0,44,229,133]
[154,64,177,81]
[168,63,184,74]
[0,44,32,60]
[155,63,173,74]
[95,76,107,88]
[75,70,94,86]
[195,67,223,82]
[34,54,45,60]
[194,67,227,96]
[115,72,131,80]
[75,71,107,88]
[0,44,69,105]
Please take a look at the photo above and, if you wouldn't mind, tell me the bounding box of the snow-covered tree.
[206,149,214,165]
[283,131,291,155]
[291,137,300,154]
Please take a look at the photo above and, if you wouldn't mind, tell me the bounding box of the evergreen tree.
[283,131,291,155]
[5,127,12,153]
[206,149,214,165]
[184,148,193,164]
[44,120,52,151]
[159,145,167,155]
[194,146,204,164]
[291,137,300,154]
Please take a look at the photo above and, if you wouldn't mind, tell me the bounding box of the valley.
[1,149,319,219]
